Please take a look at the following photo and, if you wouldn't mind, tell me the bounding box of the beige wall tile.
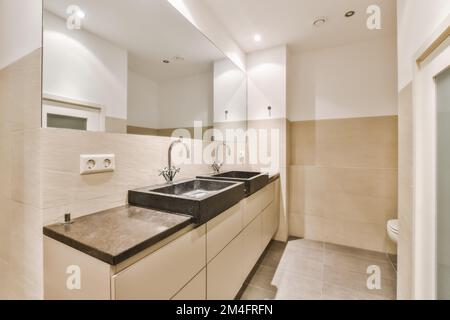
[106,117,127,134]
[0,132,12,199]
[288,116,398,254]
[11,129,41,207]
[288,165,305,214]
[0,49,41,132]
[288,213,304,237]
[0,49,43,299]
[40,128,218,222]
[126,126,158,136]
[290,121,316,166]
[305,166,397,199]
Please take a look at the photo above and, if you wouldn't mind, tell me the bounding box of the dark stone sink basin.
[128,179,245,224]
[197,171,269,197]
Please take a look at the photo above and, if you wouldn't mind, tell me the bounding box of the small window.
[47,113,88,131]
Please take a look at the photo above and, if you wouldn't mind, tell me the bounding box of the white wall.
[43,11,128,120]
[0,0,42,70]
[247,46,287,121]
[397,0,450,91]
[167,0,246,71]
[158,72,213,129]
[288,37,398,121]
[213,58,247,123]
[128,71,159,129]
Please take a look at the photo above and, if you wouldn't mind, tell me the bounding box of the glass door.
[437,67,450,299]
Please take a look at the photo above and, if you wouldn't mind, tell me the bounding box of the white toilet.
[387,219,399,244]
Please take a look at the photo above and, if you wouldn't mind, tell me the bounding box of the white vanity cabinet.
[206,179,280,300]
[44,225,206,300]
[44,179,280,300]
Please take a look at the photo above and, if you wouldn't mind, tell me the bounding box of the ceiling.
[44,0,226,82]
[201,0,396,53]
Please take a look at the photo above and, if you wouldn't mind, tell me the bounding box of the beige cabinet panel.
[207,234,244,300]
[112,225,206,300]
[172,269,206,300]
[243,182,274,227]
[241,215,263,280]
[206,202,243,262]
[44,236,111,300]
[262,201,278,249]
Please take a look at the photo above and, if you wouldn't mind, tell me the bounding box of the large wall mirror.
[42,0,247,140]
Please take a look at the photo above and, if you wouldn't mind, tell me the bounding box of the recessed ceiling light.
[313,17,327,27]
[253,34,262,42]
[76,9,86,19]
[345,10,356,17]
[162,59,170,64]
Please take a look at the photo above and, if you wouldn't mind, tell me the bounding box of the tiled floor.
[236,239,397,300]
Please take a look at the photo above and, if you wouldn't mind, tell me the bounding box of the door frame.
[412,15,450,300]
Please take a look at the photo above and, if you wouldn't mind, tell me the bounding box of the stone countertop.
[268,172,280,183]
[43,206,193,265]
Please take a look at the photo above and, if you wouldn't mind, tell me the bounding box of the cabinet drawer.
[112,226,206,300]
[206,203,243,262]
[243,182,274,226]
[207,234,244,300]
[172,269,206,300]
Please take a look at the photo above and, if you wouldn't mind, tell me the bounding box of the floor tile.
[237,240,397,301]
[273,269,323,300]
[323,265,396,300]
[245,265,278,292]
[322,283,388,300]
[237,284,276,300]
[324,243,389,262]
[277,253,323,281]
[284,243,324,263]
[324,251,397,280]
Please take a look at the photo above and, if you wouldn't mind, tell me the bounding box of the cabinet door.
[206,202,243,262]
[207,234,244,300]
[44,237,111,300]
[262,201,278,250]
[241,215,263,279]
[243,182,274,227]
[172,269,206,300]
[113,226,206,300]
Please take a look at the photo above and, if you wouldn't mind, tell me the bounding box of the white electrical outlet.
[80,154,115,175]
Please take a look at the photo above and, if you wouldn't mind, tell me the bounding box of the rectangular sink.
[197,171,269,196]
[128,179,245,224]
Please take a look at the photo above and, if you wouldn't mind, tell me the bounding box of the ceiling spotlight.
[76,9,86,19]
[313,17,327,27]
[253,34,262,42]
[345,10,356,18]
[162,59,171,64]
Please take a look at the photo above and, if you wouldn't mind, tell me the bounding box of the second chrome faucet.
[212,141,231,174]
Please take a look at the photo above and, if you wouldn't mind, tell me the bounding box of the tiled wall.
[289,116,398,253]
[397,84,413,299]
[0,49,43,299]
[40,128,247,225]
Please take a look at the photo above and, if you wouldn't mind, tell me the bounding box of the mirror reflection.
[42,0,247,138]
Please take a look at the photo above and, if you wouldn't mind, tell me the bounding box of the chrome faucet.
[212,141,231,174]
[160,138,190,184]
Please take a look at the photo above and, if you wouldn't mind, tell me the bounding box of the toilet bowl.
[387,219,399,244]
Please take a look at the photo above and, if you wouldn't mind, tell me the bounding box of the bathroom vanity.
[43,174,280,300]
